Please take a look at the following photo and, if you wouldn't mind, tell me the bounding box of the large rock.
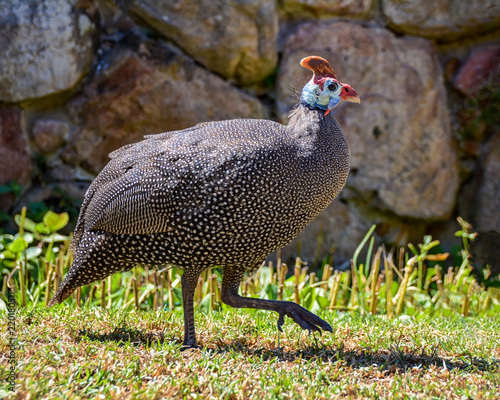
[382,0,500,40]
[282,0,373,18]
[475,132,500,233]
[62,39,265,174]
[278,21,459,221]
[0,0,94,102]
[125,0,277,85]
[0,107,31,211]
[454,46,500,97]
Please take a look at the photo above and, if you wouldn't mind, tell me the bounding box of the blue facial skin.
[301,78,342,113]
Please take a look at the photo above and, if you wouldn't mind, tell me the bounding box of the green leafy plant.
[1,209,498,318]
[0,207,71,307]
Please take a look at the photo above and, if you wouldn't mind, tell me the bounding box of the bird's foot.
[181,342,200,351]
[181,344,201,351]
[277,302,332,334]
[182,337,200,350]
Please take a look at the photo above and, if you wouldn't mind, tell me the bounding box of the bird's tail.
[47,282,73,307]
[47,231,110,307]
[48,231,138,307]
[47,267,82,307]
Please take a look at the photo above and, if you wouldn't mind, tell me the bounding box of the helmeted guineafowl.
[48,56,360,348]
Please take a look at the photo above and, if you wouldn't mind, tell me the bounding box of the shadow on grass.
[77,328,499,374]
[78,327,180,347]
[211,341,500,373]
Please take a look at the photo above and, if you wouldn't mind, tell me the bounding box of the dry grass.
[1,306,499,399]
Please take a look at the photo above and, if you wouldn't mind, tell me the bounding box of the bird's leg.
[181,269,202,348]
[221,267,332,334]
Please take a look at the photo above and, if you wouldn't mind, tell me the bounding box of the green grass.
[1,306,499,399]
[1,209,500,398]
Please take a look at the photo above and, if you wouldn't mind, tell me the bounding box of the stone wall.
[0,0,499,268]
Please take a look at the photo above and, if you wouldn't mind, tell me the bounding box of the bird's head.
[300,56,360,116]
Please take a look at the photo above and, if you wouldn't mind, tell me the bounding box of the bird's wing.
[75,120,286,237]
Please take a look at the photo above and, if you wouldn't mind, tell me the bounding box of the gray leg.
[221,267,332,334]
[181,269,202,348]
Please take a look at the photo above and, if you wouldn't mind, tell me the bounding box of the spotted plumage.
[49,56,360,348]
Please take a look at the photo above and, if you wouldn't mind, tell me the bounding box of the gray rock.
[62,41,265,174]
[125,0,278,85]
[382,0,500,40]
[0,0,94,102]
[475,133,500,233]
[278,21,459,221]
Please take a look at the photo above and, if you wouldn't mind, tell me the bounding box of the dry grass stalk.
[268,261,274,285]
[342,271,351,307]
[277,263,287,301]
[107,276,112,308]
[19,261,26,307]
[196,276,203,305]
[350,260,357,307]
[53,256,60,297]
[159,272,164,309]
[383,250,394,318]
[153,272,159,310]
[369,247,382,315]
[294,258,301,305]
[167,268,174,310]
[100,280,106,309]
[309,272,316,286]
[133,273,139,310]
[300,266,309,283]
[321,264,332,291]
[209,273,215,310]
[398,247,405,274]
[445,266,454,286]
[373,273,383,313]
[329,271,341,309]
[462,280,474,317]
[216,274,222,304]
[395,256,417,316]
[85,283,97,307]
[76,287,81,307]
[123,274,133,309]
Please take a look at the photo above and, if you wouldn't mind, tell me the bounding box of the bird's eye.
[328,82,339,92]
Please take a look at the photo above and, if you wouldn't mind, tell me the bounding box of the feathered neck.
[287,102,324,132]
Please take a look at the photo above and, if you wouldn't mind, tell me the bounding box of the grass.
[1,209,500,398]
[1,307,499,399]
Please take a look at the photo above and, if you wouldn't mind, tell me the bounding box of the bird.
[48,56,360,348]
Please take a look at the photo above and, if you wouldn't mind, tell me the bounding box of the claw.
[276,302,333,334]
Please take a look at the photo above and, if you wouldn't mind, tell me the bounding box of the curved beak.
[340,83,360,104]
